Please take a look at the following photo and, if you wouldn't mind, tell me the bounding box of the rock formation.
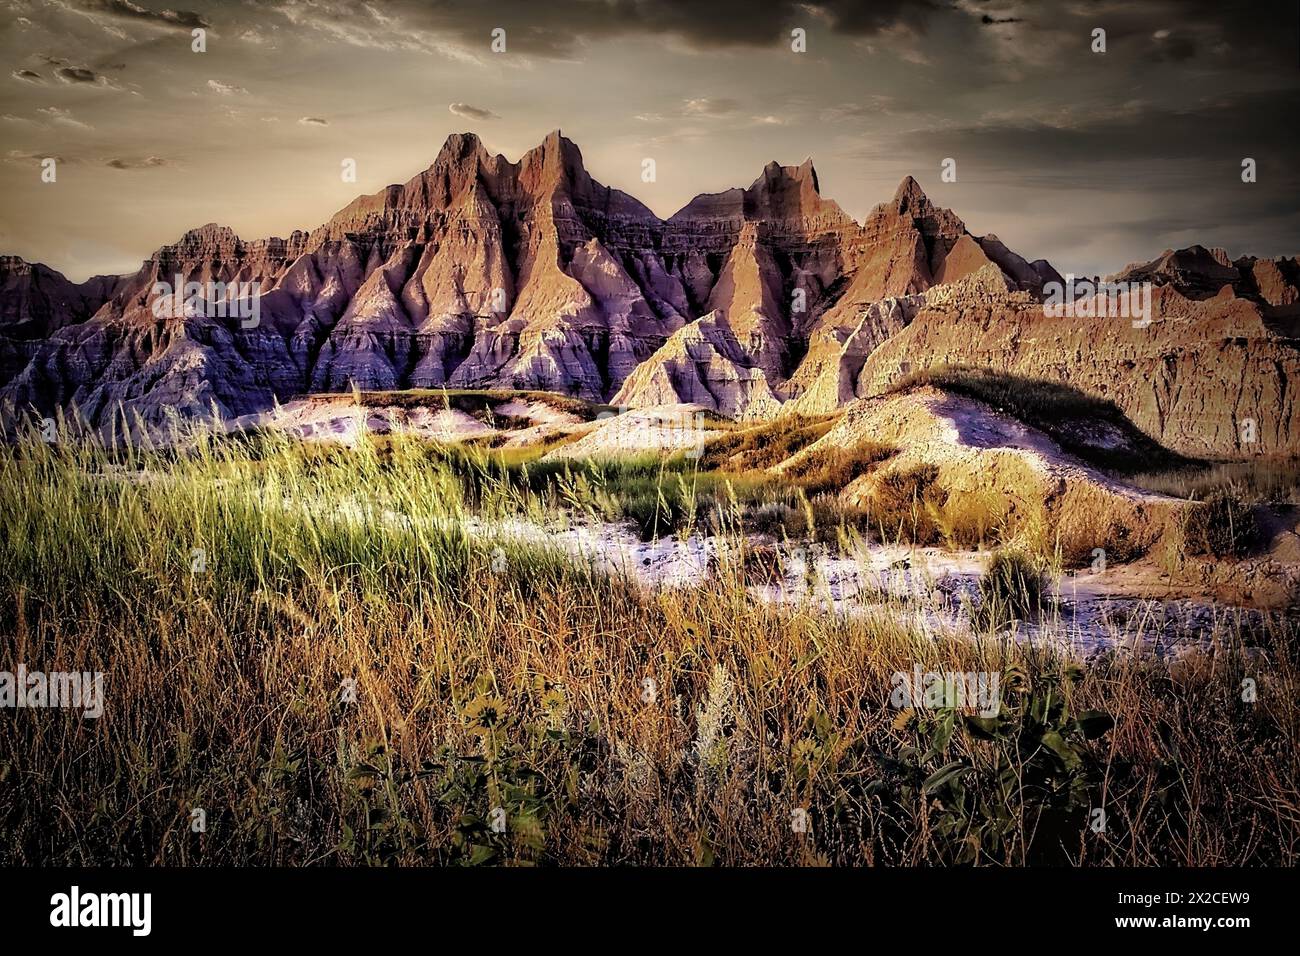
[782,383,1190,563]
[1113,245,1300,305]
[1,131,1295,460]
[856,266,1300,458]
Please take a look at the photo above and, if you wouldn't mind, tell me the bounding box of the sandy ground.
[545,404,727,459]
[462,515,1277,657]
[235,395,586,446]
[233,389,1296,642]
[239,396,735,459]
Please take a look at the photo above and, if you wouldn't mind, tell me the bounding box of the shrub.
[866,463,945,544]
[877,667,1114,865]
[785,440,896,498]
[1181,489,1258,558]
[1130,459,1300,505]
[978,548,1048,626]
[696,415,837,473]
[928,487,1003,551]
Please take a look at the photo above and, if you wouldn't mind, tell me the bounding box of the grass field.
[1,421,1297,865]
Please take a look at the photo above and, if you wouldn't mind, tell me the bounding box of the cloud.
[1150,29,1199,62]
[820,98,896,122]
[206,79,249,96]
[4,150,71,166]
[891,90,1300,173]
[12,70,45,84]
[52,65,127,90]
[297,116,328,126]
[106,156,171,169]
[259,0,487,64]
[874,88,1300,264]
[35,106,94,130]
[448,102,499,120]
[61,0,209,33]
[683,97,741,117]
[807,0,937,37]
[246,0,936,63]
[56,67,98,83]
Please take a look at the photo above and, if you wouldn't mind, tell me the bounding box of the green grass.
[695,414,839,472]
[1,420,1297,866]
[1130,460,1300,505]
[344,415,873,541]
[978,548,1049,627]
[344,387,613,422]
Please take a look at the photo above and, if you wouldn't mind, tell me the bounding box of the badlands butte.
[1,130,1298,461]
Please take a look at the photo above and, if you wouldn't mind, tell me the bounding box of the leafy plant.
[341,689,597,866]
[875,666,1114,864]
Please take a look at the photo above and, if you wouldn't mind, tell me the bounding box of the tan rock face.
[1248,258,1300,307]
[1,132,1294,460]
[782,294,925,416]
[858,269,1300,458]
[611,312,782,420]
[1112,244,1300,305]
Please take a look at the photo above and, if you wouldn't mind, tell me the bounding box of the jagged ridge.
[1,131,1297,458]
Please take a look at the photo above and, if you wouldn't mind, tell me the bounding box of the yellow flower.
[463,694,508,736]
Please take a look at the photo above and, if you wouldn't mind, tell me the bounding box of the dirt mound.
[545,404,728,460]
[238,389,588,447]
[883,366,1186,474]
[780,385,1189,563]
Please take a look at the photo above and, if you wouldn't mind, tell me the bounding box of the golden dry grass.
[0,419,1297,865]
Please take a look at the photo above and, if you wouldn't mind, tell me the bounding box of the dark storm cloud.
[615,0,937,44]
[1021,0,1297,66]
[1149,30,1198,62]
[245,0,935,57]
[227,0,1299,73]
[69,0,209,32]
[885,87,1300,265]
[105,156,170,169]
[892,90,1300,173]
[55,67,100,83]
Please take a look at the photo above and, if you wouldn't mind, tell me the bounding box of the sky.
[1,0,1297,282]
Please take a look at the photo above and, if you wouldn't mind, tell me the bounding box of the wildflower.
[463,694,508,736]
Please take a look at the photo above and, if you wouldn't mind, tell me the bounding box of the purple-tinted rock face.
[2,131,1296,456]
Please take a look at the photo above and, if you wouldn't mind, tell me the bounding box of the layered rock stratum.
[1,131,1296,458]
